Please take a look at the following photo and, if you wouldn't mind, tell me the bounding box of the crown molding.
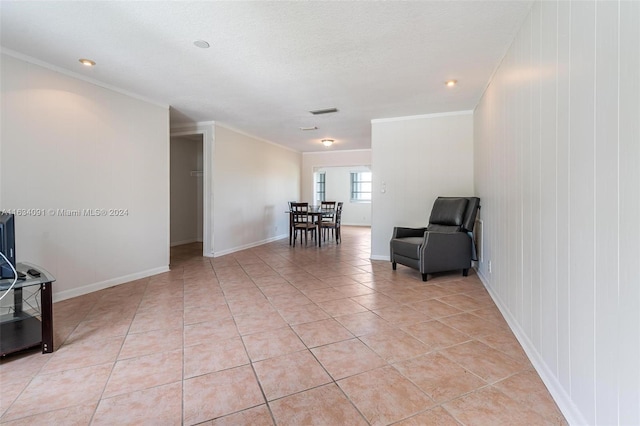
[371,110,473,124]
[1,48,169,109]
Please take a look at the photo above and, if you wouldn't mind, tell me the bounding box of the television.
[0,213,16,279]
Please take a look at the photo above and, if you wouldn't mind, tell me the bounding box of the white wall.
[301,150,372,200]
[303,150,372,227]
[213,124,301,256]
[170,136,202,245]
[474,1,640,424]
[314,166,371,226]
[0,54,170,301]
[370,112,475,259]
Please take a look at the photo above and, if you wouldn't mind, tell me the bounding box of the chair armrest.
[392,227,427,239]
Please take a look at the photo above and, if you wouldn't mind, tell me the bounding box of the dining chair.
[290,202,316,247]
[318,201,337,226]
[288,201,296,245]
[320,202,343,243]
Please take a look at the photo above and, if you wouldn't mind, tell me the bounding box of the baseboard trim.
[213,234,288,257]
[475,269,587,426]
[53,266,170,303]
[170,238,200,247]
[370,254,390,261]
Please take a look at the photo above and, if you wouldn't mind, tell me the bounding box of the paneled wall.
[474,1,640,424]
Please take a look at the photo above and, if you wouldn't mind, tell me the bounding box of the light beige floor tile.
[39,335,124,374]
[183,318,239,347]
[373,304,430,326]
[270,383,367,426]
[93,381,182,426]
[183,365,264,425]
[317,298,369,317]
[184,337,249,378]
[334,311,396,336]
[233,311,287,336]
[103,349,183,398]
[0,403,96,426]
[408,299,464,319]
[394,406,462,425]
[438,312,508,338]
[350,292,398,310]
[437,293,493,311]
[206,404,274,426]
[276,303,330,325]
[184,303,232,325]
[292,318,354,347]
[394,352,487,402]
[2,363,112,421]
[311,338,386,380]
[119,327,183,359]
[242,327,306,361]
[253,350,332,400]
[439,341,529,383]
[338,366,435,426]
[402,320,470,349]
[360,329,432,363]
[443,386,549,426]
[494,370,567,424]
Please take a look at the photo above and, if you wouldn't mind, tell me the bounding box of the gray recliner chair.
[390,197,480,281]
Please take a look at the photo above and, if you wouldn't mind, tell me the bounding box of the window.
[315,172,326,202]
[350,171,372,202]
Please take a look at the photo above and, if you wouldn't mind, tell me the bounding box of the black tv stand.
[0,262,56,357]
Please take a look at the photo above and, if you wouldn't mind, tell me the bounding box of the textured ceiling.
[0,1,532,152]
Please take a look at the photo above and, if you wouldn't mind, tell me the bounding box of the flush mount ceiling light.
[445,80,457,87]
[321,139,334,147]
[79,58,96,67]
[300,126,318,131]
[310,108,338,115]
[193,40,210,48]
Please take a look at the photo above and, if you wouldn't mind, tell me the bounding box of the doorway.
[170,134,204,251]
[312,165,372,226]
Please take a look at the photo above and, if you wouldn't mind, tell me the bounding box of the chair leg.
[422,273,428,282]
[392,262,397,270]
[462,268,469,277]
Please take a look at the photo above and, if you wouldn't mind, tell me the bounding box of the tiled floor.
[0,226,567,425]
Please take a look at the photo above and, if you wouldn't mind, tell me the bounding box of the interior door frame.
[170,124,214,257]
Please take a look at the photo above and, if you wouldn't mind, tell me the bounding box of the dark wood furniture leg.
[40,281,53,353]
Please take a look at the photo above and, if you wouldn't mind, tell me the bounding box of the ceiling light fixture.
[79,58,96,67]
[193,40,210,49]
[445,80,457,87]
[300,126,318,131]
[321,139,334,147]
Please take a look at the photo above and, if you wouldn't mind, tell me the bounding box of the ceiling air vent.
[309,108,338,115]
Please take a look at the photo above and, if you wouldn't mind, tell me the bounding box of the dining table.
[287,206,335,247]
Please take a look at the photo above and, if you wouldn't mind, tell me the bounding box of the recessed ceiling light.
[445,80,457,87]
[321,139,334,147]
[193,40,210,49]
[79,58,96,67]
[300,126,318,131]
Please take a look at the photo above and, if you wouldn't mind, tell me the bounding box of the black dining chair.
[290,202,316,247]
[319,202,343,243]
